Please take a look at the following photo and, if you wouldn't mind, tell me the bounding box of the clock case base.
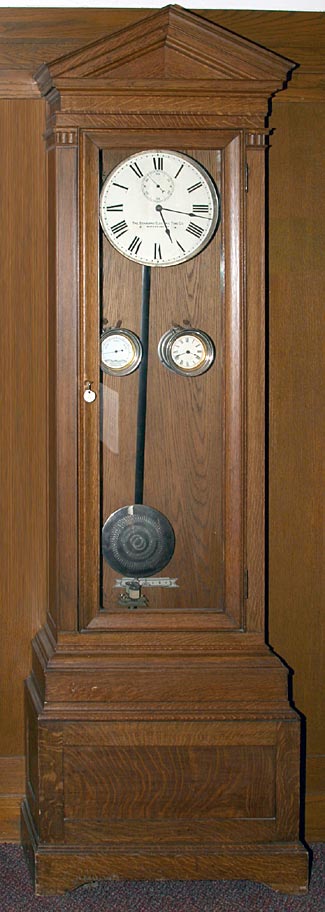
[21,626,309,895]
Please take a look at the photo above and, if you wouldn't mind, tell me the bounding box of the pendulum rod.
[134,265,151,504]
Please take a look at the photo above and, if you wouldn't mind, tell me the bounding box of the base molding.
[21,800,309,896]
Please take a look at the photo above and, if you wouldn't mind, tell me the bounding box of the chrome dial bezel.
[158,327,215,376]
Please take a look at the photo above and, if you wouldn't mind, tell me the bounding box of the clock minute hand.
[158,205,211,220]
[156,205,173,243]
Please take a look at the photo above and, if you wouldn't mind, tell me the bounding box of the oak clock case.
[99,147,222,614]
[22,5,308,897]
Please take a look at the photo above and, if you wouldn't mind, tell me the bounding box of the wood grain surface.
[268,101,325,839]
[48,142,79,633]
[63,744,276,819]
[0,99,48,839]
[0,102,47,741]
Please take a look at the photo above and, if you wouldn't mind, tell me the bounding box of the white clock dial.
[158,328,215,376]
[170,334,206,371]
[99,150,219,267]
[100,328,142,376]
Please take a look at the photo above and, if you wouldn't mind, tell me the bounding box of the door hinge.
[244,568,249,599]
[245,161,249,192]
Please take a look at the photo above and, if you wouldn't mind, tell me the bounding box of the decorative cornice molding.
[1,67,324,104]
[42,5,293,84]
[33,4,294,124]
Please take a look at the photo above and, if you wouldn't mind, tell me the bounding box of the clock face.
[99,150,219,267]
[170,334,206,372]
[100,328,142,376]
[158,328,215,376]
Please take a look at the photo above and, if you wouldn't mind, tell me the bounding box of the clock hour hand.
[156,205,173,243]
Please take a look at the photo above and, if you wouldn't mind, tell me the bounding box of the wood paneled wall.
[0,99,47,838]
[268,102,325,840]
[0,9,323,843]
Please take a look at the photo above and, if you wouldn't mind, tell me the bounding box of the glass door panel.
[99,148,224,614]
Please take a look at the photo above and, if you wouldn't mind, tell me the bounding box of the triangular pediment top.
[35,4,294,94]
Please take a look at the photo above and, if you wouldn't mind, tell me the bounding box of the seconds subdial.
[142,169,174,203]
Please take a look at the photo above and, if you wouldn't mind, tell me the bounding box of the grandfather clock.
[22,5,309,895]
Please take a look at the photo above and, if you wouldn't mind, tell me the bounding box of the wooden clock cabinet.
[21,5,309,895]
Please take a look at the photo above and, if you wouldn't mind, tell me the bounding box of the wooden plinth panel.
[22,671,309,895]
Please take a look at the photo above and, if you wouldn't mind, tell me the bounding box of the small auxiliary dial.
[158,326,215,376]
[100,327,143,377]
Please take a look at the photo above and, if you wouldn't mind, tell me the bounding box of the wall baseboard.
[0,757,25,842]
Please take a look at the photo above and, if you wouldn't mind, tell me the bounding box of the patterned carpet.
[0,844,324,911]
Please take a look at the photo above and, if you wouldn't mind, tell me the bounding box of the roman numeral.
[192,204,209,214]
[111,219,128,237]
[186,222,204,239]
[154,243,162,260]
[128,235,142,255]
[130,162,143,178]
[176,240,185,253]
[153,156,163,171]
[112,182,128,191]
[187,181,203,193]
[174,163,184,179]
[105,204,123,212]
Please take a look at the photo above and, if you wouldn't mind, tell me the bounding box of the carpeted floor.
[0,844,324,911]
